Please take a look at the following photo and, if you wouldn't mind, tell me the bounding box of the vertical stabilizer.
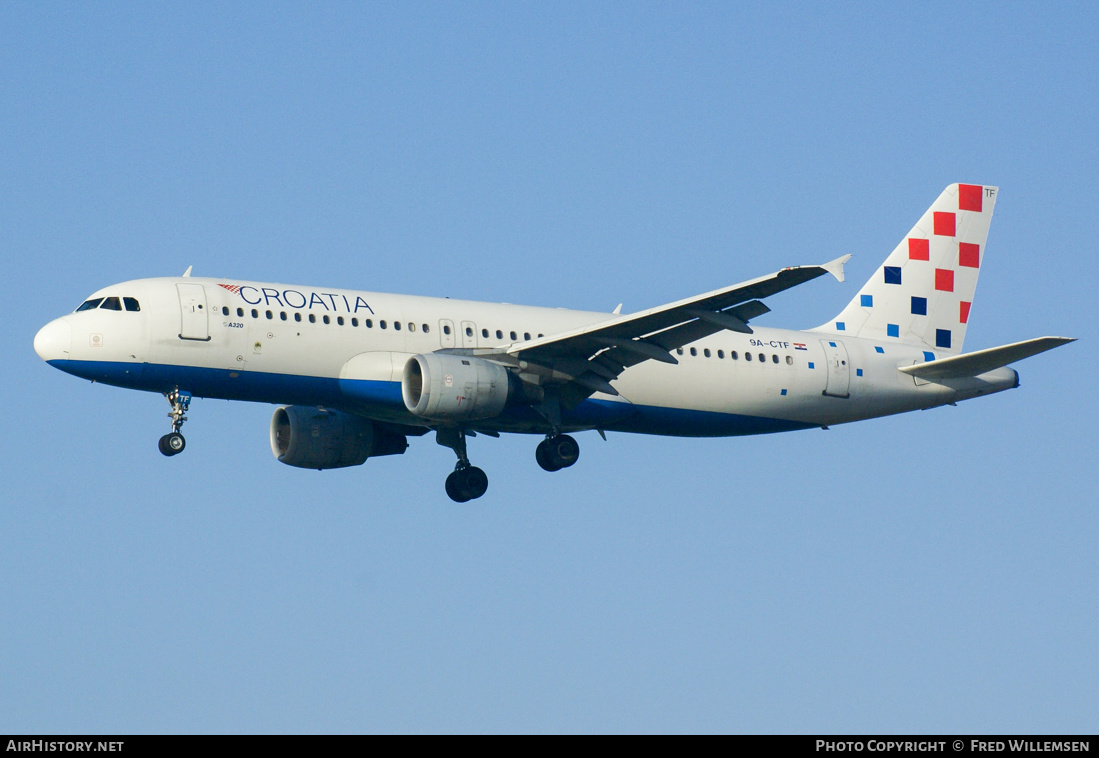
[816,184,997,355]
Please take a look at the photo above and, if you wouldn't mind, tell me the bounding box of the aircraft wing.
[467,255,851,399]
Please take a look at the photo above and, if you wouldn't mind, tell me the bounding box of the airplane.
[34,183,1073,502]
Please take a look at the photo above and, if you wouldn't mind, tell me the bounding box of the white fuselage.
[34,276,1019,438]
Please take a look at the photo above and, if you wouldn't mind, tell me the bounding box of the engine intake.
[270,406,407,469]
[402,353,534,421]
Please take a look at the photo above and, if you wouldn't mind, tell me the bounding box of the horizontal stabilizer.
[898,337,1075,380]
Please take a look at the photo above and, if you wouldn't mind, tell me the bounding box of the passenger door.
[176,284,210,341]
[819,339,850,398]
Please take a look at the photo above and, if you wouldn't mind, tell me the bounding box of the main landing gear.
[158,388,191,457]
[536,434,580,472]
[435,428,582,503]
[437,428,489,503]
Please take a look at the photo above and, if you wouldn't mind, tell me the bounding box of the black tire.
[459,466,489,500]
[536,439,562,472]
[445,470,471,503]
[159,432,185,456]
[552,435,580,468]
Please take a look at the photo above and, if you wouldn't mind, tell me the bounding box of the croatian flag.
[794,342,807,351]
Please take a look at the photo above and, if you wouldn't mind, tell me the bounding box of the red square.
[959,242,980,268]
[960,301,971,324]
[935,268,954,292]
[934,212,956,236]
[959,184,983,212]
[908,238,930,260]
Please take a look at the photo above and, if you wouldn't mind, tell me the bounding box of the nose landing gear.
[159,389,191,457]
[536,433,580,472]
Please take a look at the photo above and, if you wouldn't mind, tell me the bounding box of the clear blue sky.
[2,1,1095,733]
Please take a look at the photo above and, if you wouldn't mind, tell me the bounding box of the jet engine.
[270,406,407,470]
[402,353,538,421]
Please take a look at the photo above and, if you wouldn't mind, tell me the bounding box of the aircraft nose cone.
[34,318,72,362]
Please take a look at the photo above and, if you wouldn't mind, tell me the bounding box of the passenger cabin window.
[380,320,387,329]
[337,316,344,325]
[481,328,489,338]
[786,356,793,365]
[394,321,400,330]
[690,347,697,356]
[100,297,122,311]
[222,306,230,316]
[510,331,517,340]
[422,324,430,333]
[443,325,451,335]
[236,308,244,317]
[76,298,103,312]
[772,354,779,364]
[745,352,752,362]
[123,298,140,312]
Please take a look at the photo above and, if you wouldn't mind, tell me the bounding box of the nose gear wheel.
[159,389,191,457]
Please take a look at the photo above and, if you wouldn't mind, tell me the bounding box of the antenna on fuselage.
[182,266,193,277]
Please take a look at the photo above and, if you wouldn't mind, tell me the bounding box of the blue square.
[874,346,884,354]
[856,368,863,377]
[836,322,846,331]
[861,294,873,307]
[911,296,927,315]
[923,351,935,362]
[887,323,899,338]
[936,329,951,348]
[808,362,815,369]
[829,342,836,347]
[884,266,902,284]
[780,389,787,396]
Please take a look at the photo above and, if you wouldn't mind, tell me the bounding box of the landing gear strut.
[437,428,488,502]
[159,388,191,457]
[536,433,580,472]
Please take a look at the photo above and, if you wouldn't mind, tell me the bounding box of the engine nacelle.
[270,406,407,470]
[402,353,519,421]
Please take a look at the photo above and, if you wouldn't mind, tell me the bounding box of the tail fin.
[817,184,998,355]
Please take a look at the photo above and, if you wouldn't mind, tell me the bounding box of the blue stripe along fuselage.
[49,359,814,438]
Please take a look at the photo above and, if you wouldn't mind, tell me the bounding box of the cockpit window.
[76,298,103,312]
[124,297,140,312]
[100,297,122,310]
